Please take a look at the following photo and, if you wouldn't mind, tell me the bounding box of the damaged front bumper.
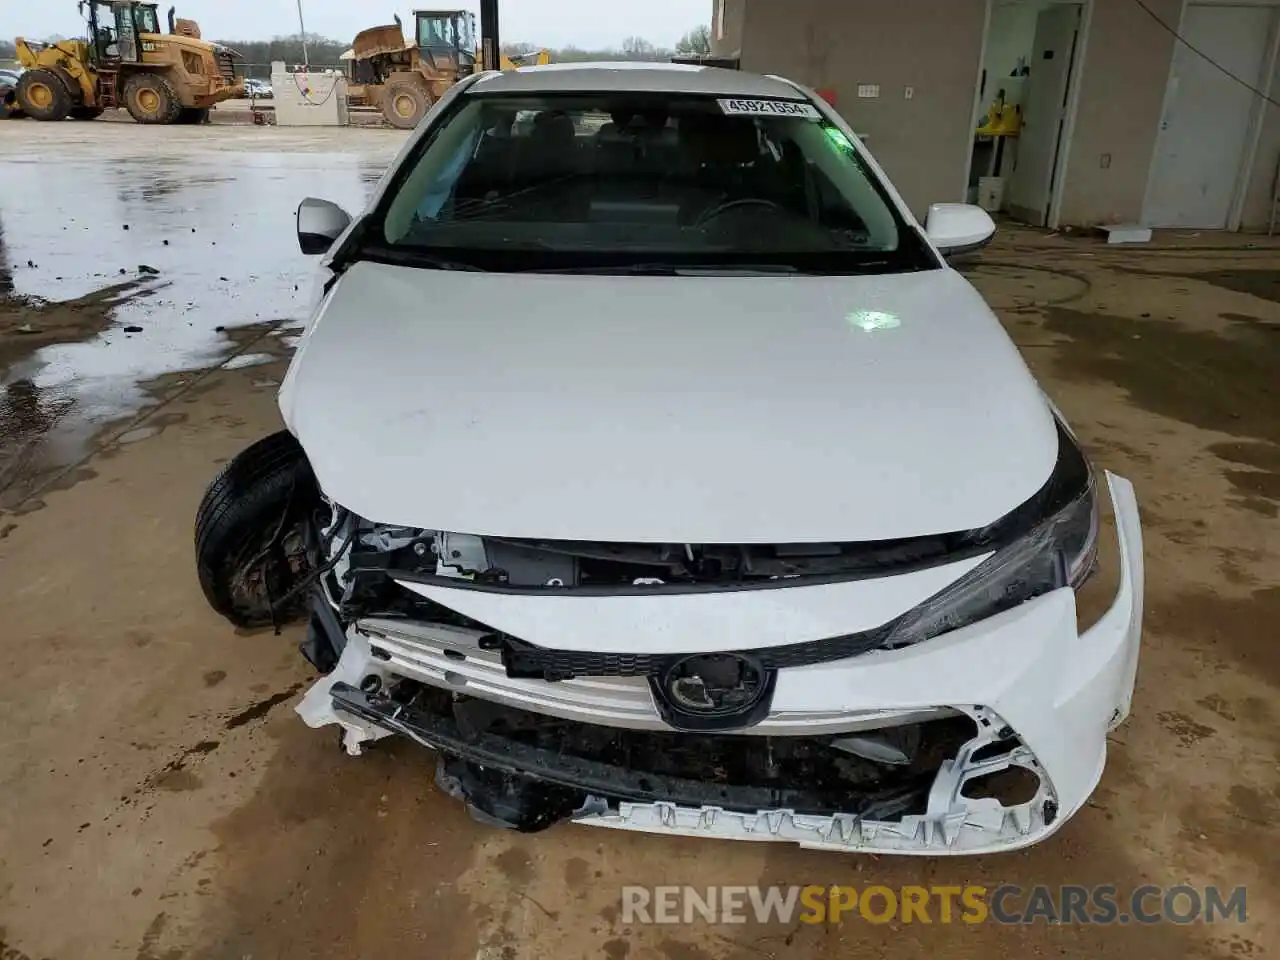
[297,473,1143,855]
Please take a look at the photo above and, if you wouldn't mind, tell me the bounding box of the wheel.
[176,107,209,124]
[69,106,104,120]
[381,79,430,129]
[16,69,72,121]
[123,72,183,124]
[195,430,321,628]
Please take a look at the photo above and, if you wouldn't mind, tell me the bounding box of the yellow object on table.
[976,101,1021,138]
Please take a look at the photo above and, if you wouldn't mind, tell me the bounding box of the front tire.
[123,72,183,124]
[16,69,72,121]
[195,431,320,628]
[381,79,430,129]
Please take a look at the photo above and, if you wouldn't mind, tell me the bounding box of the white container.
[270,67,349,126]
[978,176,1005,213]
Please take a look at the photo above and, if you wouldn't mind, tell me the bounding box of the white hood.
[279,260,1058,543]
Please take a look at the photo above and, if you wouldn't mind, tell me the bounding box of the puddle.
[1191,269,1280,303]
[1108,263,1280,307]
[1043,307,1280,446]
[1207,440,1280,506]
[0,142,394,508]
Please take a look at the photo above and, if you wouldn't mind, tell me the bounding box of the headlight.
[884,424,1098,647]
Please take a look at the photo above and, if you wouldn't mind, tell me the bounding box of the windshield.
[370,92,936,274]
[417,14,457,48]
[457,13,476,52]
[135,4,159,33]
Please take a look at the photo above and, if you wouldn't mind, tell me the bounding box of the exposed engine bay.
[337,521,981,592]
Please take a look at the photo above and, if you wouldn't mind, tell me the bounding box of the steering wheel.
[694,197,787,228]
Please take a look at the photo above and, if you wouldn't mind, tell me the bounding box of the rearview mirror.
[925,203,996,258]
[297,197,352,255]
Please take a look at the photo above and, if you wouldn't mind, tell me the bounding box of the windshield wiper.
[361,245,487,272]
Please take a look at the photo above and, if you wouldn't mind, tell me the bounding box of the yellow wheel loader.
[14,1,243,124]
[348,10,549,130]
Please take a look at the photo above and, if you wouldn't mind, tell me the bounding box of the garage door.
[1142,4,1274,229]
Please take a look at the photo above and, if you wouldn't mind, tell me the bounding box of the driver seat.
[676,115,762,223]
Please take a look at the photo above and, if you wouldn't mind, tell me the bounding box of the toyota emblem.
[662,653,766,715]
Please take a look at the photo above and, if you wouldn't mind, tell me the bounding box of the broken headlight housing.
[884,424,1098,647]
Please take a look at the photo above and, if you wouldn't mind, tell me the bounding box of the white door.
[1143,4,1274,229]
[1007,4,1082,226]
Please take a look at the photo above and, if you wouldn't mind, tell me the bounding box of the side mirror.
[925,203,996,258]
[297,197,352,255]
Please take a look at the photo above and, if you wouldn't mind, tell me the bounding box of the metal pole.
[480,0,499,70]
[295,0,310,68]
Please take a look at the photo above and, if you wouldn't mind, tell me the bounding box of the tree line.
[506,26,710,62]
[0,26,710,77]
[217,27,711,77]
[214,35,350,77]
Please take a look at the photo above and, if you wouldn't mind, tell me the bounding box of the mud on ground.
[0,123,1278,960]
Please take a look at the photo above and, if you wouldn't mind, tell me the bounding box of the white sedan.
[243,77,272,98]
[194,63,1143,854]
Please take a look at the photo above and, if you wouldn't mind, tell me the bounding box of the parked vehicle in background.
[0,75,21,118]
[195,64,1144,856]
[243,77,272,98]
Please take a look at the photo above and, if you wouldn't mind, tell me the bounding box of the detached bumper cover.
[297,473,1143,855]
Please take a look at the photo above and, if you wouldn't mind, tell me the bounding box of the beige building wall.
[736,0,988,217]
[1237,26,1280,230]
[727,0,1280,229]
[1054,0,1181,226]
[710,0,747,57]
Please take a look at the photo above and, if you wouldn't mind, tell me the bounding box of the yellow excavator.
[14,0,242,123]
[348,10,550,129]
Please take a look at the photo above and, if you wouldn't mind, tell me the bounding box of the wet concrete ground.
[0,123,401,509]
[1,122,1278,960]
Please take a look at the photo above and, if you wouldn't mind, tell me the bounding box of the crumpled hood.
[280,260,1058,542]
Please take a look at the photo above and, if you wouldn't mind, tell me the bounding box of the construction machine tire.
[382,79,430,129]
[177,107,209,124]
[123,72,183,124]
[16,70,72,122]
[69,106,105,120]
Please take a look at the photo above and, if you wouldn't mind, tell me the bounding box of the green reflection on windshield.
[823,126,854,152]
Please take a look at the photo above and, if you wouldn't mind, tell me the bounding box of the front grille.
[330,681,976,819]
[499,622,898,680]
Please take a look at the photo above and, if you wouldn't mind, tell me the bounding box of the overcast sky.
[9,0,710,49]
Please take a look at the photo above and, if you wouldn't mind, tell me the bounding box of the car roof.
[467,62,807,100]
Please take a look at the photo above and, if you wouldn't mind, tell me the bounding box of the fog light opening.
[960,765,1042,806]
